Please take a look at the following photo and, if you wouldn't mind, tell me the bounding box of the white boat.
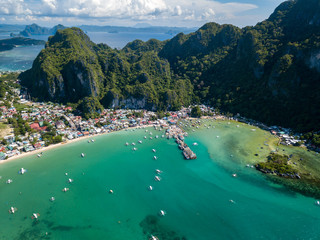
[155,169,162,174]
[158,210,166,216]
[153,156,157,160]
[148,186,153,191]
[65,172,68,176]
[91,139,94,142]
[88,140,90,143]
[62,187,69,192]
[138,140,142,144]
[192,142,198,146]
[152,149,156,153]
[37,154,41,158]
[68,178,73,183]
[18,168,27,174]
[155,135,159,138]
[132,147,137,151]
[315,200,320,206]
[161,135,165,138]
[150,137,153,140]
[109,189,114,194]
[149,235,159,240]
[144,136,147,139]
[9,207,17,214]
[232,173,237,177]
[229,200,235,204]
[81,153,85,158]
[50,197,55,202]
[31,213,40,219]
[154,176,161,181]
[132,142,136,146]
[6,179,13,184]
[216,136,220,138]
[125,142,129,146]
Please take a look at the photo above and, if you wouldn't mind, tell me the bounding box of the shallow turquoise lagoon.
[0,124,319,240]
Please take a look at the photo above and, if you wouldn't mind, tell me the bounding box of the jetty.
[166,126,197,160]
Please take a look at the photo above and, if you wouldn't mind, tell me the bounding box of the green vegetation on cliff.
[20,0,320,131]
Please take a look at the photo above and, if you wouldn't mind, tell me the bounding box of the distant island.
[0,37,45,52]
[10,24,66,38]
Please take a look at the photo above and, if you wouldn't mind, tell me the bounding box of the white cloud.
[0,0,32,15]
[42,0,57,11]
[0,0,259,27]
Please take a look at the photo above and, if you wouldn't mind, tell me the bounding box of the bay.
[0,121,319,240]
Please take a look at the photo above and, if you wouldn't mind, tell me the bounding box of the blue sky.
[0,0,285,28]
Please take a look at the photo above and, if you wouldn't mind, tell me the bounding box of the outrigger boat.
[31,213,40,219]
[18,168,27,174]
[9,207,17,214]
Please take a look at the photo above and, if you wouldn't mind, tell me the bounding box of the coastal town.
[0,74,315,162]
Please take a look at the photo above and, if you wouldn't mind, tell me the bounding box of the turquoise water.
[0,45,44,72]
[0,123,320,240]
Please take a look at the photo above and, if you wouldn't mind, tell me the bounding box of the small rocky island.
[0,37,45,52]
[256,153,301,179]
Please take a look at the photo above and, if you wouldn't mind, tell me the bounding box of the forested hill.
[20,0,320,132]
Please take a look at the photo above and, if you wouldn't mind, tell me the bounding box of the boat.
[109,189,114,194]
[6,179,13,184]
[229,200,235,204]
[152,149,156,153]
[149,235,159,240]
[161,135,165,138]
[132,142,136,146]
[216,136,220,138]
[68,178,73,183]
[62,187,69,192]
[232,173,237,177]
[37,154,41,158]
[132,147,137,151]
[88,140,90,143]
[158,210,166,216]
[31,213,40,219]
[65,172,68,176]
[155,169,162,174]
[192,142,198,146]
[50,197,55,202]
[91,139,94,142]
[18,168,27,174]
[315,200,320,206]
[9,207,17,214]
[144,136,147,139]
[125,142,129,146]
[148,186,153,191]
[81,153,85,157]
[138,140,142,144]
[153,156,157,160]
[150,137,153,140]
[155,135,159,139]
[154,176,161,181]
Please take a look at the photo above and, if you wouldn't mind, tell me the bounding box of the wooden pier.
[166,126,197,160]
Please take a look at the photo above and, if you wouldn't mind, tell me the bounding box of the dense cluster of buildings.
[0,89,197,160]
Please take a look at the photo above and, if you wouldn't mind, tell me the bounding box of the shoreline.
[0,124,154,165]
